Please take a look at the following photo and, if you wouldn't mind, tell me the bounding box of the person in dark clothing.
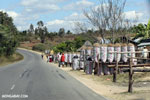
[41,53,44,59]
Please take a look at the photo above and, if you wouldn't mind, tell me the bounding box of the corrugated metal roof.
[138,42,150,47]
[133,37,142,43]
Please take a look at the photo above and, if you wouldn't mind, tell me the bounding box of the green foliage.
[58,28,65,36]
[32,43,49,51]
[133,20,150,39]
[34,21,48,43]
[131,24,146,34]
[147,19,150,31]
[53,36,85,53]
[0,11,18,56]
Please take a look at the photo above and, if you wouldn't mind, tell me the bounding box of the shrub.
[32,44,48,51]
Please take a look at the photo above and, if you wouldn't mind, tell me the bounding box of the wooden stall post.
[128,56,133,93]
[84,51,86,72]
[79,51,81,69]
[113,52,118,82]
[97,55,100,75]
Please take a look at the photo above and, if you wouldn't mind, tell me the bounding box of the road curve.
[0,49,108,100]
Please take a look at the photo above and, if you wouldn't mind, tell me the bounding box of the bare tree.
[83,0,126,43]
[74,21,98,42]
[74,21,88,34]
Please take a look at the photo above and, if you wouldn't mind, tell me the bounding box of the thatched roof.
[77,45,86,51]
[83,41,92,47]
[93,43,100,47]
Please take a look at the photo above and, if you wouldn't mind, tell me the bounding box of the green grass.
[0,52,24,67]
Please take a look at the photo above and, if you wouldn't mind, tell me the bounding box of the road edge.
[18,47,110,100]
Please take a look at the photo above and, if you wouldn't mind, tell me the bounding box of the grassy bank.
[0,52,24,67]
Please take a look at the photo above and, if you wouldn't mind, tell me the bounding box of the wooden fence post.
[113,52,118,82]
[128,57,133,93]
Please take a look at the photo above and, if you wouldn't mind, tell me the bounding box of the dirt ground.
[59,67,150,100]
[49,63,150,100]
[19,48,150,100]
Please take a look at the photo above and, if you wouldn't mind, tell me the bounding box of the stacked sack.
[100,44,107,63]
[107,44,114,63]
[114,43,121,62]
[93,43,101,63]
[128,43,137,65]
[100,44,108,75]
[80,46,86,69]
[121,44,128,63]
[107,44,115,74]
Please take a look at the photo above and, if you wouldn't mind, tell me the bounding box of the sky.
[0,0,150,32]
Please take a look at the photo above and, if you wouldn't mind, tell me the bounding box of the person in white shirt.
[142,46,148,63]
[142,46,148,58]
[47,55,50,63]
[64,52,68,67]
[57,53,62,67]
[68,52,72,67]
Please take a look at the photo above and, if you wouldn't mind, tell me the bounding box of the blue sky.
[0,0,149,32]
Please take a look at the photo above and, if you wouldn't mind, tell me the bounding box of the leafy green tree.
[58,28,65,36]
[0,11,18,56]
[66,30,72,35]
[74,36,85,50]
[53,36,85,53]
[28,24,34,36]
[133,23,146,39]
[147,19,150,31]
[146,19,150,38]
[36,21,46,43]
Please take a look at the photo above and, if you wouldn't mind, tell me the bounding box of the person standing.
[58,53,62,67]
[68,52,72,67]
[41,53,44,59]
[142,46,148,63]
[47,54,50,63]
[49,55,52,62]
[61,53,65,67]
[64,52,68,67]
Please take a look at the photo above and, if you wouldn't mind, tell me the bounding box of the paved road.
[0,49,108,100]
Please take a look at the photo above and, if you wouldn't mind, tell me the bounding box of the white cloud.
[21,0,66,14]
[64,0,94,11]
[46,19,76,32]
[7,11,19,18]
[124,11,143,20]
[46,19,65,26]
[0,9,28,30]
[21,0,66,6]
[45,12,89,32]
[0,9,19,19]
[21,0,38,6]
[24,4,60,14]
[64,12,86,21]
[13,14,39,31]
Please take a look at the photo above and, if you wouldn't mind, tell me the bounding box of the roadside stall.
[128,43,137,65]
[85,46,93,74]
[107,44,114,74]
[121,44,128,63]
[78,45,86,69]
[100,44,108,75]
[93,43,101,75]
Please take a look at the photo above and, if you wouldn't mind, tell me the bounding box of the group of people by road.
[56,52,80,69]
[42,52,81,69]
